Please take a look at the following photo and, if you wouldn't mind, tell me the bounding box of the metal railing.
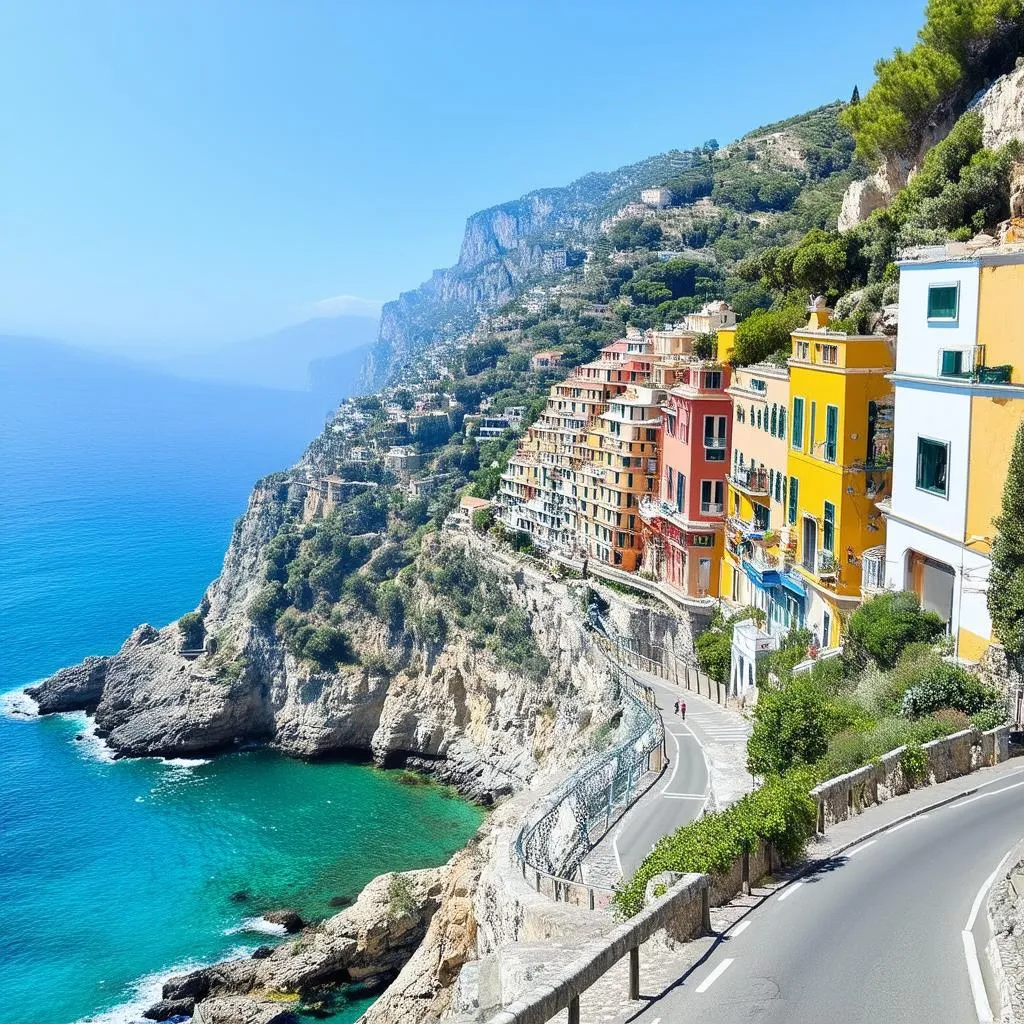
[512,618,665,905]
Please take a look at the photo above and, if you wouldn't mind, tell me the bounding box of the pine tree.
[988,423,1024,656]
[850,84,861,105]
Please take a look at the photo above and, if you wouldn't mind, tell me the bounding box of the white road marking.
[886,815,929,834]
[658,725,683,797]
[661,793,707,800]
[730,920,751,937]
[777,881,803,902]
[846,839,877,857]
[612,823,624,875]
[695,957,734,993]
[958,778,1024,808]
[962,846,1014,1023]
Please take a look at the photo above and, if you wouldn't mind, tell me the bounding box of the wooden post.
[629,947,640,1000]
[568,995,581,1024]
[742,849,750,895]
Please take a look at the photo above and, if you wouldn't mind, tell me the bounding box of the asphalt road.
[631,766,1024,1024]
[610,677,750,878]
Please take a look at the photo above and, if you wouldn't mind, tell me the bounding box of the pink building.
[639,361,732,599]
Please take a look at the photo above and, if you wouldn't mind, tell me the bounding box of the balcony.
[703,436,728,451]
[730,465,770,496]
[700,501,724,516]
[801,549,839,580]
[861,545,886,595]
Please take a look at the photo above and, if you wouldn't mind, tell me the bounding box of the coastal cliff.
[27,483,627,801]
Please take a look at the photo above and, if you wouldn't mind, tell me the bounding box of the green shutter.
[792,398,804,449]
[788,476,799,524]
[928,285,959,320]
[940,349,963,376]
[825,405,838,463]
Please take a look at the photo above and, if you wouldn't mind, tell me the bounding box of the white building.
[877,247,993,654]
[641,187,671,209]
[729,619,779,697]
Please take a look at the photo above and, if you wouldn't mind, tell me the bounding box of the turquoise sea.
[0,340,484,1024]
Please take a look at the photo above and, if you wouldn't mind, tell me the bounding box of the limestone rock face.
[838,59,1024,232]
[26,656,108,713]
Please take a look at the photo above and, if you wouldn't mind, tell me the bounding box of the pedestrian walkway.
[582,667,753,888]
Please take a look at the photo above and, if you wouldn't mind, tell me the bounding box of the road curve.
[603,675,750,878]
[632,766,1024,1024]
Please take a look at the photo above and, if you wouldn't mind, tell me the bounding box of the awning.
[780,572,807,599]
[742,561,781,591]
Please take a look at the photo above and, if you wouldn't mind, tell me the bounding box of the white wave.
[64,712,118,764]
[223,916,289,937]
[1,686,40,718]
[160,757,212,768]
[74,947,255,1024]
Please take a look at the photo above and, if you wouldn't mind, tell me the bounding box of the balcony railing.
[703,436,727,450]
[802,549,839,579]
[730,466,770,495]
[861,545,886,593]
[700,502,724,516]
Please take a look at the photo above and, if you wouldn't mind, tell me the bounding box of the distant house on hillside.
[641,187,671,209]
[542,248,568,274]
[459,495,492,522]
[531,350,563,371]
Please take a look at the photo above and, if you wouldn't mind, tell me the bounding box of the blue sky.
[0,0,925,353]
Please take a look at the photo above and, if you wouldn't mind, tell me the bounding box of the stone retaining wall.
[810,726,1010,832]
[987,839,1024,1024]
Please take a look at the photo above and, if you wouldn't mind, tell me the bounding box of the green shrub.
[613,772,815,918]
[178,611,205,649]
[844,591,945,669]
[387,873,417,919]
[747,676,837,776]
[900,741,929,785]
[248,582,286,628]
[901,662,1004,718]
[471,507,495,533]
[732,305,806,365]
[971,705,1008,731]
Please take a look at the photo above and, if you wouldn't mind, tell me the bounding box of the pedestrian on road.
[674,700,679,716]
[680,700,686,721]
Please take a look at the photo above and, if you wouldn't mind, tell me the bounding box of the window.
[824,405,839,463]
[691,534,715,548]
[700,480,723,514]
[736,406,744,423]
[676,472,685,512]
[704,415,727,461]
[667,466,674,496]
[916,437,949,496]
[823,501,835,553]
[809,402,817,454]
[781,475,787,509]
[928,283,959,321]
[939,349,971,377]
[770,405,778,436]
[779,407,786,440]
[750,404,755,424]
[820,344,839,365]
[774,472,782,502]
[794,340,810,361]
[788,476,799,524]
[703,370,722,390]
[792,397,804,450]
[755,407,762,429]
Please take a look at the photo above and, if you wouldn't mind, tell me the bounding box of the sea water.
[0,342,484,1024]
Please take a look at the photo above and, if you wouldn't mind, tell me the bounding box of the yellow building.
[720,362,799,632]
[787,298,894,649]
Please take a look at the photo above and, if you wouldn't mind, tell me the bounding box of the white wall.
[896,261,980,378]
[882,517,992,640]
[889,381,970,542]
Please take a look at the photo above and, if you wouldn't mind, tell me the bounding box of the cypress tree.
[988,423,1024,656]
[850,84,860,105]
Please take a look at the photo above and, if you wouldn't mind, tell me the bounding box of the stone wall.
[987,839,1024,1024]
[810,726,1010,832]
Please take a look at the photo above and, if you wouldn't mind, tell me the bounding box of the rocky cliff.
[27,486,627,801]
[361,151,693,388]
[838,58,1024,231]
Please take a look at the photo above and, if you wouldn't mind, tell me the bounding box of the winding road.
[586,673,751,882]
[629,763,1024,1024]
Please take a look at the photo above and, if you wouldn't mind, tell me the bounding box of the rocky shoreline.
[27,475,700,1023]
